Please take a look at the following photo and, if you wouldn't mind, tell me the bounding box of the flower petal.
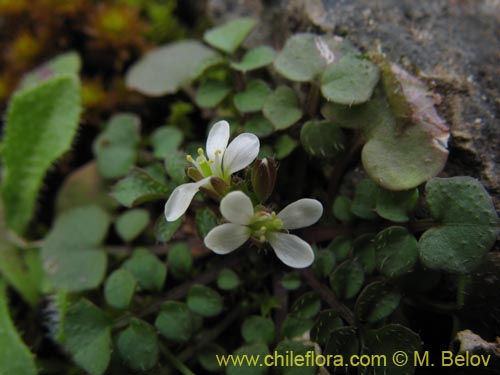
[220,191,254,225]
[277,199,323,230]
[164,177,211,221]
[206,120,230,160]
[268,232,315,268]
[222,132,260,175]
[204,223,250,254]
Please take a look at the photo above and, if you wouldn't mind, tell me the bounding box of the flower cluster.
[164,120,323,268]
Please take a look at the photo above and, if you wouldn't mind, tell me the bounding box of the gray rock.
[207,0,500,209]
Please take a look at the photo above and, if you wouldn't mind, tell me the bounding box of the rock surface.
[207,0,500,209]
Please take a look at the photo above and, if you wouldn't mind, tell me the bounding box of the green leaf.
[310,309,344,346]
[324,327,359,365]
[197,344,227,372]
[290,292,320,319]
[167,243,192,280]
[312,249,336,278]
[362,324,422,375]
[262,86,303,130]
[227,343,269,375]
[112,168,171,207]
[19,51,81,90]
[332,195,354,222]
[274,33,358,82]
[60,299,111,375]
[300,119,346,158]
[155,301,194,342]
[354,281,401,324]
[126,40,220,96]
[375,227,418,278]
[419,177,500,274]
[165,151,187,184]
[230,45,275,72]
[115,209,149,242]
[117,319,159,372]
[93,113,140,179]
[275,134,298,160]
[122,248,166,291]
[241,316,275,345]
[281,316,314,339]
[234,80,271,113]
[0,280,37,375]
[244,115,274,138]
[217,268,240,290]
[187,284,223,317]
[151,126,184,158]
[351,178,379,220]
[155,215,183,242]
[320,55,380,105]
[280,271,301,290]
[327,236,352,262]
[275,340,316,375]
[1,75,81,234]
[329,260,365,299]
[362,64,449,190]
[104,269,136,309]
[203,18,257,54]
[352,234,376,274]
[195,207,218,238]
[375,188,418,223]
[41,205,110,292]
[55,161,118,213]
[195,80,231,108]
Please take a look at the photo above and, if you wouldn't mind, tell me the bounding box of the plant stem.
[305,81,321,118]
[300,269,355,325]
[159,342,197,375]
[273,272,288,338]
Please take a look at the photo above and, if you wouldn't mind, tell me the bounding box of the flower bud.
[251,158,277,202]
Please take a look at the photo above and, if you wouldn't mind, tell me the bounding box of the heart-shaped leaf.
[355,281,401,324]
[419,177,500,274]
[329,260,365,299]
[234,79,271,113]
[195,80,231,108]
[116,319,159,372]
[376,188,418,223]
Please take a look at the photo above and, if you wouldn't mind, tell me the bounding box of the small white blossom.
[164,121,260,221]
[204,191,323,268]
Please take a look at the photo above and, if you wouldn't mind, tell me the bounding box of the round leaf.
[187,284,223,317]
[155,301,194,342]
[375,226,418,278]
[151,126,184,158]
[329,260,365,299]
[375,188,418,223]
[332,195,354,222]
[300,119,346,158]
[244,115,274,138]
[167,243,193,280]
[217,268,240,290]
[351,178,379,220]
[262,86,303,130]
[354,281,401,324]
[241,316,275,345]
[117,319,159,372]
[115,209,149,242]
[310,309,344,347]
[122,248,166,291]
[104,269,136,309]
[290,292,320,319]
[195,80,231,108]
[226,343,269,375]
[320,55,380,105]
[234,80,271,113]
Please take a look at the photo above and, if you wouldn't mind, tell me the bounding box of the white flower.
[164,120,260,221]
[204,191,323,268]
